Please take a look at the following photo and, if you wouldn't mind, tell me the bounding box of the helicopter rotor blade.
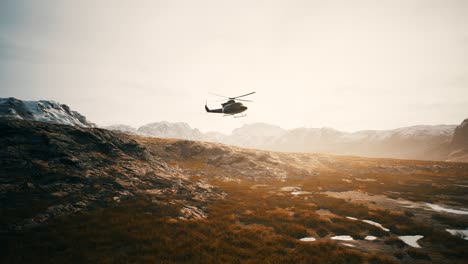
[209,92,230,99]
[216,98,253,102]
[230,91,256,99]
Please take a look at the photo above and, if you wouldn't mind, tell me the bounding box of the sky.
[0,0,467,134]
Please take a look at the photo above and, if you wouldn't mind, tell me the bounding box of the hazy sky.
[1,0,467,133]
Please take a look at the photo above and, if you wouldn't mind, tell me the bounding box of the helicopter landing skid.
[223,114,247,118]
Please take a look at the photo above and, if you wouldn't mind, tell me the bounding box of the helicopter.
[205,92,255,118]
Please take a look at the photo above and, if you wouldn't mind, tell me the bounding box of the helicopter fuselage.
[205,100,247,115]
[222,101,248,114]
[205,92,254,116]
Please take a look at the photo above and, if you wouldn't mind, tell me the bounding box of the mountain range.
[106,120,467,163]
[1,97,466,162]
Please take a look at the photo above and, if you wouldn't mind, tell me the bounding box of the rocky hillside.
[448,118,468,162]
[0,119,223,231]
[0,97,94,127]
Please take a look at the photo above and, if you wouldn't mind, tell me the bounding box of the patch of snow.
[362,220,390,232]
[8,109,23,119]
[446,229,468,240]
[402,205,419,209]
[365,236,377,241]
[425,203,468,215]
[342,125,456,141]
[280,186,301,192]
[299,237,316,242]
[291,191,311,195]
[341,243,355,247]
[398,235,423,248]
[453,184,468,188]
[331,235,354,241]
[355,178,377,182]
[346,216,358,221]
[24,101,82,126]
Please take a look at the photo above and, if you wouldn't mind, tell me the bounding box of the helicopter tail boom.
[205,104,223,113]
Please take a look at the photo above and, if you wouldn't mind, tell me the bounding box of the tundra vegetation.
[1,120,467,263]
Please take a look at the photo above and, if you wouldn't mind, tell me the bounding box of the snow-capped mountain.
[344,125,456,141]
[0,97,94,127]
[137,121,205,141]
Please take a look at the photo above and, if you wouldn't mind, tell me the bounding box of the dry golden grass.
[3,136,468,263]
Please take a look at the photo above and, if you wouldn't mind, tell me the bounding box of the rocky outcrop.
[0,119,224,231]
[448,119,468,162]
[451,119,468,148]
